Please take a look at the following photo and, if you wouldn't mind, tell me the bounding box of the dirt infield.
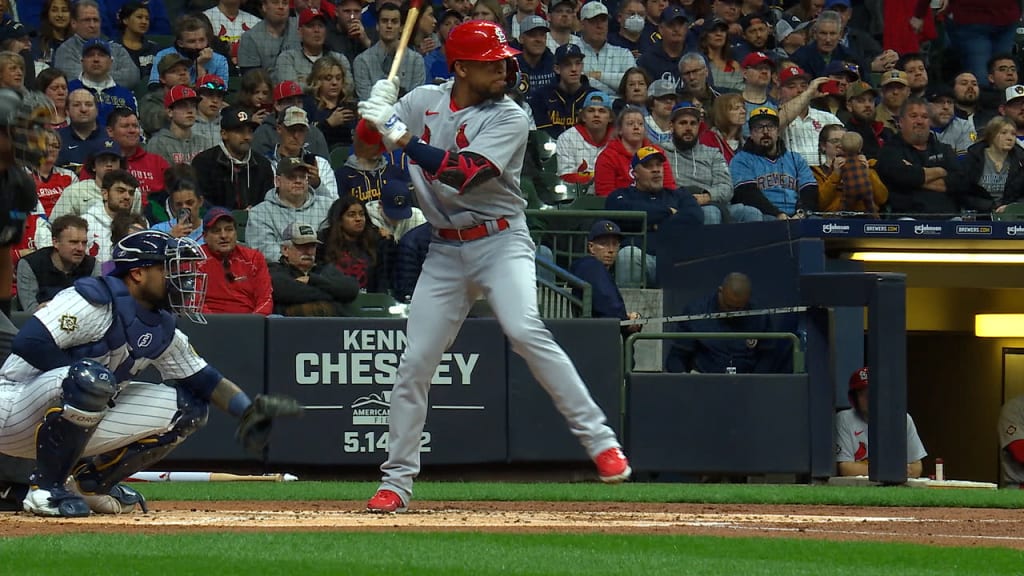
[2,501,1024,548]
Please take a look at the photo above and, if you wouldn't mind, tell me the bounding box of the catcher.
[0,230,302,517]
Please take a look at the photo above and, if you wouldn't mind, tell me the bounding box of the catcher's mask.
[0,89,55,170]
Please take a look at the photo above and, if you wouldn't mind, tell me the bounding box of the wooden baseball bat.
[387,0,424,82]
[127,471,299,482]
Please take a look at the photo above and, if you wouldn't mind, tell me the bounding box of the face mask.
[624,14,645,33]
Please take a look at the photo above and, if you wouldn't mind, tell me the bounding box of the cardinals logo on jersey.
[455,124,469,149]
[421,125,431,145]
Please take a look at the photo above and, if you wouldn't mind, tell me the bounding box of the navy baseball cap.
[824,60,860,81]
[381,180,414,220]
[555,43,584,64]
[0,22,33,42]
[91,138,123,159]
[660,5,690,25]
[670,100,701,120]
[825,0,851,9]
[203,206,235,229]
[588,220,623,241]
[82,38,112,56]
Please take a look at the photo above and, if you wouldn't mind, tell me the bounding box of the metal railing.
[535,259,592,318]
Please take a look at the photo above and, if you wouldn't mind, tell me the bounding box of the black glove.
[235,395,304,454]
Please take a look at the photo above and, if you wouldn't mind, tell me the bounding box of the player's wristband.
[380,114,409,149]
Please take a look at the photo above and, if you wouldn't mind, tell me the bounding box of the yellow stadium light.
[976,314,1024,338]
[849,252,1024,264]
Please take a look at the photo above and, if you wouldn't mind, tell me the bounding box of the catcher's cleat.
[22,486,90,518]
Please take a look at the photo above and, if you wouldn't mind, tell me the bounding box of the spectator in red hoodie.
[947,0,1021,86]
[105,107,169,204]
[593,105,675,196]
[199,206,274,315]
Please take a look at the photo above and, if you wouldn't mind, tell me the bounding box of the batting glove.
[369,77,400,106]
[358,98,408,149]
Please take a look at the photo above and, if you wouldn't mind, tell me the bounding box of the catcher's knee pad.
[61,359,117,420]
[173,386,209,439]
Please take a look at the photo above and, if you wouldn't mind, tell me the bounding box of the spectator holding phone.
[303,54,357,150]
[150,175,208,244]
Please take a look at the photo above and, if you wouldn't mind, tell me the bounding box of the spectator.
[569,220,642,330]
[139,53,190,137]
[710,0,743,36]
[546,0,582,53]
[84,168,139,271]
[149,15,229,88]
[531,43,592,138]
[515,16,556,102]
[731,12,771,62]
[981,54,1017,119]
[101,0,170,39]
[556,90,614,195]
[36,68,69,129]
[784,0,823,29]
[947,0,1020,87]
[269,106,337,200]
[204,0,261,54]
[145,85,216,165]
[337,121,408,203]
[665,101,763,223]
[605,146,703,286]
[237,0,299,79]
[423,9,463,84]
[637,5,689,88]
[953,72,993,133]
[700,17,743,93]
[773,14,809,59]
[322,195,391,293]
[143,162,193,223]
[896,53,928,99]
[199,206,274,315]
[614,66,650,113]
[608,0,646,58]
[247,156,333,262]
[303,55,357,150]
[251,80,330,159]
[927,85,975,159]
[826,0,892,74]
[739,51,776,137]
[843,81,891,160]
[353,2,425,100]
[876,97,966,217]
[193,105,275,210]
[326,0,373,66]
[812,123,888,214]
[791,11,864,80]
[507,0,542,38]
[1000,85,1024,148]
[835,367,926,478]
[104,107,168,202]
[34,0,72,66]
[442,0,473,17]
[594,106,676,196]
[16,214,94,312]
[731,106,818,218]
[31,130,78,217]
[52,138,141,219]
[366,179,425,243]
[268,220,359,316]
[276,8,354,90]
[638,0,666,51]
[666,272,783,373]
[875,70,910,134]
[391,221,430,302]
[997,392,1024,487]
[235,69,274,126]
[194,73,226,145]
[0,49,23,92]
[57,89,107,171]
[468,0,501,24]
[1,22,44,81]
[676,52,719,111]
[775,65,839,167]
[577,2,635,96]
[150,178,208,244]
[115,1,158,80]
[644,79,676,145]
[699,92,746,163]
[67,39,137,126]
[413,3,440,60]
[964,117,1024,213]
[53,0,140,89]
[818,59,859,118]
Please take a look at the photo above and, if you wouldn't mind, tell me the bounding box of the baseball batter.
[0,230,301,517]
[358,21,630,513]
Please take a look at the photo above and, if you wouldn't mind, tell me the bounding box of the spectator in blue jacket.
[392,221,430,302]
[149,14,230,86]
[605,145,703,287]
[791,10,867,81]
[637,5,690,88]
[569,220,642,332]
[515,15,556,102]
[530,43,592,138]
[67,39,137,126]
[665,272,782,374]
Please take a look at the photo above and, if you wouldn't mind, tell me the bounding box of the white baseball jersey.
[998,395,1024,486]
[555,125,609,195]
[204,6,261,47]
[834,408,927,464]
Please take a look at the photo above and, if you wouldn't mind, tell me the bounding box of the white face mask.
[624,14,645,33]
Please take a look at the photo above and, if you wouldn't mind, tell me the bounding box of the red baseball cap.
[779,65,811,85]
[164,85,200,108]
[273,80,303,102]
[355,120,384,152]
[196,74,227,92]
[849,367,869,392]
[299,7,327,27]
[741,51,775,70]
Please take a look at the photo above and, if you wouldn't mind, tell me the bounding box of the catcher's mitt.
[235,395,304,453]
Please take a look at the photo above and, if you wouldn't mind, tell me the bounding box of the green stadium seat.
[349,292,400,317]
[148,35,175,51]
[329,146,350,170]
[993,203,1024,221]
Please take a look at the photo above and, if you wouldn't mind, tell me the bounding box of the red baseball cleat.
[366,489,407,513]
[594,447,632,483]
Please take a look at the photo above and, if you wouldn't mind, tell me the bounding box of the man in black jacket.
[876,97,967,216]
[193,106,276,210]
[268,221,359,316]
[16,215,95,312]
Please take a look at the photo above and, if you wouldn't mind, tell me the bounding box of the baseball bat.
[127,472,299,482]
[387,0,424,82]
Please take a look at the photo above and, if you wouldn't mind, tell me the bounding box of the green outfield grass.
[3,532,1023,576]
[131,481,1024,509]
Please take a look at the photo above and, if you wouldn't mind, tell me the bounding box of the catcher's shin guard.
[74,387,208,494]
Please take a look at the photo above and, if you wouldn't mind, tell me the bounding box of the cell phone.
[820,79,843,96]
[178,207,192,225]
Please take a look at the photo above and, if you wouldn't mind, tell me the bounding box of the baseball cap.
[91,138,123,160]
[748,106,779,126]
[277,156,309,176]
[647,79,677,98]
[660,4,690,25]
[196,74,227,93]
[273,80,304,102]
[298,7,327,27]
[848,366,869,392]
[81,38,111,56]
[283,221,322,245]
[439,8,464,24]
[520,15,550,35]
[631,145,666,168]
[738,12,768,30]
[825,0,852,9]
[554,43,584,64]
[164,85,199,108]
[0,22,33,42]
[381,180,414,220]
[157,53,190,75]
[880,70,909,87]
[220,105,259,130]
[355,120,385,152]
[845,81,878,100]
[926,84,955,103]
[580,1,609,20]
[741,51,775,70]
[550,0,578,11]
[778,65,810,85]
[775,14,809,43]
[582,91,614,110]
[670,100,701,120]
[279,106,310,128]
[824,60,860,81]
[203,206,235,229]
[588,219,623,241]
[705,16,729,31]
[1005,84,1024,104]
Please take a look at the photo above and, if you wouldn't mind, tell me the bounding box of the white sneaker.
[22,487,90,517]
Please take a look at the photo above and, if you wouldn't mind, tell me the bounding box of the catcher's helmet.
[110,230,209,324]
[445,20,521,71]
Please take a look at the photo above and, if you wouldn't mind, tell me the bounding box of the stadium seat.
[148,35,175,51]
[232,209,248,243]
[329,146,350,170]
[993,203,1024,221]
[349,292,400,317]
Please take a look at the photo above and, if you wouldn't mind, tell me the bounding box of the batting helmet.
[110,231,209,324]
[445,20,521,71]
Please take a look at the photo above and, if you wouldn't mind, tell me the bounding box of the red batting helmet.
[849,367,869,392]
[444,20,521,71]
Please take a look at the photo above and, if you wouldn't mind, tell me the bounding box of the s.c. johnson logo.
[821,223,850,234]
[863,224,900,234]
[1007,225,1024,237]
[913,224,943,235]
